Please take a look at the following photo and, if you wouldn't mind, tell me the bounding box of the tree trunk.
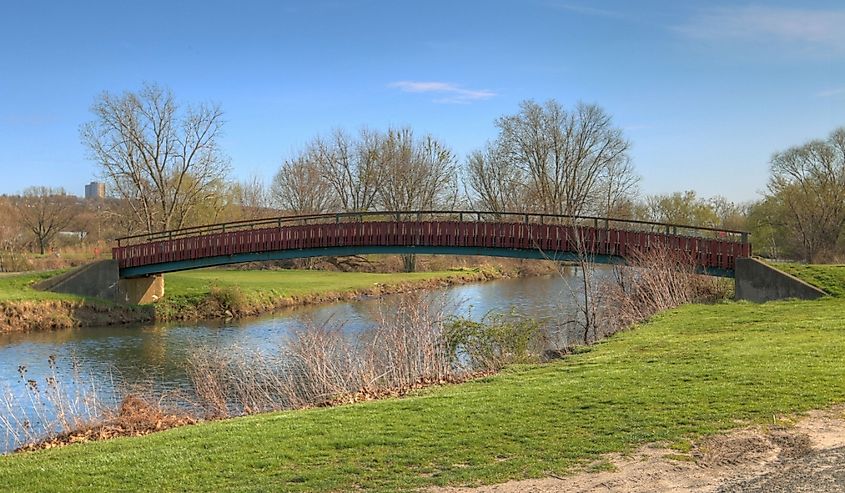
[402,253,417,273]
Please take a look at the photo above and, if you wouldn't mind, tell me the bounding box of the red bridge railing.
[113,211,751,273]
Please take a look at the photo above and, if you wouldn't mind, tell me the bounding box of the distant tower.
[85,181,106,200]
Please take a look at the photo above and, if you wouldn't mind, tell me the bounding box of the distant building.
[84,181,105,200]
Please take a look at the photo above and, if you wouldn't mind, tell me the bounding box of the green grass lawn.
[0,270,75,301]
[772,263,845,297]
[164,268,481,300]
[2,296,845,492]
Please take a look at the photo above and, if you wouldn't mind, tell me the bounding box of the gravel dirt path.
[432,407,845,493]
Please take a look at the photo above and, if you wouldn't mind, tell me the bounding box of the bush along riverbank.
[2,264,845,491]
[0,264,534,332]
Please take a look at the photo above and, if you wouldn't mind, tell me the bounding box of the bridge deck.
[113,213,751,278]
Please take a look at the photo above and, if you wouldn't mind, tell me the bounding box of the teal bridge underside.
[119,245,736,279]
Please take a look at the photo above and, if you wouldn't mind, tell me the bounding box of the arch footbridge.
[113,211,751,280]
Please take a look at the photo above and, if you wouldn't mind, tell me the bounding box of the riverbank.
[0,271,154,332]
[2,275,844,491]
[0,264,526,332]
[155,265,518,321]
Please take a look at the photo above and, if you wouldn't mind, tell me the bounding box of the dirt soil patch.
[432,406,845,493]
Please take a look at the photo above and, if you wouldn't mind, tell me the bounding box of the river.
[0,272,592,452]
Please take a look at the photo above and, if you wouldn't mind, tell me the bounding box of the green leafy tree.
[766,127,845,262]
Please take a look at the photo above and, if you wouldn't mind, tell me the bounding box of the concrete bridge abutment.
[36,260,164,305]
[118,275,164,305]
[734,257,826,302]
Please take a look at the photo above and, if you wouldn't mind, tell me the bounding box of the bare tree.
[472,99,633,217]
[378,127,459,271]
[597,156,639,217]
[318,129,385,212]
[271,148,338,215]
[231,175,271,220]
[0,197,23,251]
[767,127,845,262]
[465,145,528,214]
[13,187,78,255]
[378,128,458,211]
[80,83,231,233]
[568,229,602,345]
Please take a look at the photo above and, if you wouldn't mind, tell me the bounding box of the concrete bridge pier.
[118,275,164,304]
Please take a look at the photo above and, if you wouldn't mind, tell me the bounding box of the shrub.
[597,246,732,337]
[445,312,547,371]
[207,285,250,314]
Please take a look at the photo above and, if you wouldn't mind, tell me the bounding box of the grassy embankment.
[773,262,845,297]
[1,266,844,491]
[0,271,153,332]
[0,266,508,331]
[0,270,74,301]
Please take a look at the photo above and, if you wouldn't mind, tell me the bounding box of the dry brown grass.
[15,394,196,452]
[185,293,467,416]
[596,246,732,337]
[1,356,194,452]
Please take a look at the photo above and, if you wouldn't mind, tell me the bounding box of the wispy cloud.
[388,81,496,104]
[817,87,845,98]
[675,6,845,53]
[0,113,59,126]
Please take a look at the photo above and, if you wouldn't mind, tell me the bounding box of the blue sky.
[1,0,843,202]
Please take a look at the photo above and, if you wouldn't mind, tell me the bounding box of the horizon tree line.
[3,83,843,264]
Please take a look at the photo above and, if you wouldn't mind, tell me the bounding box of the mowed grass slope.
[164,268,480,300]
[0,270,75,301]
[2,295,845,492]
[773,263,845,297]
